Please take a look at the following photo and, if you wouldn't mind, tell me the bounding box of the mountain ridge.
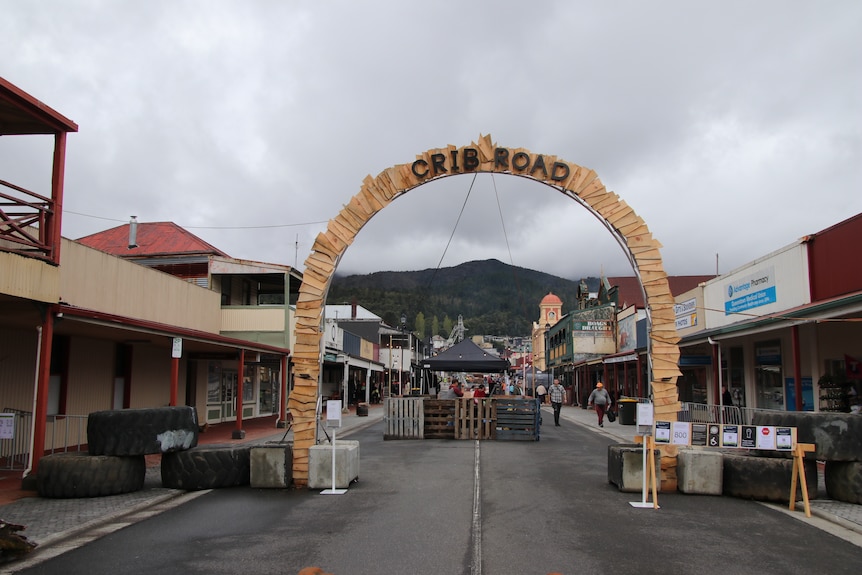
[328,258,596,339]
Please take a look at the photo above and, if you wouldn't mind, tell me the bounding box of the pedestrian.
[722,385,734,407]
[439,381,464,399]
[536,381,548,405]
[548,378,566,426]
[588,382,612,427]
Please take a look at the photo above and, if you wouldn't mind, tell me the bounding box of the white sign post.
[631,402,659,509]
[321,400,347,495]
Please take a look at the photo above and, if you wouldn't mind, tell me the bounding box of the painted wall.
[128,344,176,408]
[0,250,59,302]
[808,213,862,301]
[66,337,115,415]
[702,241,809,330]
[61,239,222,333]
[0,327,39,412]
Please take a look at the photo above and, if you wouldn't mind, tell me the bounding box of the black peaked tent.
[423,339,509,373]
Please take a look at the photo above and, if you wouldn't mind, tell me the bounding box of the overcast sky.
[2,1,860,281]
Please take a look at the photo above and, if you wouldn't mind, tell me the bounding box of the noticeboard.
[653,420,795,451]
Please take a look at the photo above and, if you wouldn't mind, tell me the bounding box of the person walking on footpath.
[536,381,548,405]
[548,378,566,426]
[588,381,612,427]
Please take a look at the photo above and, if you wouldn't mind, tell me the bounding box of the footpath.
[0,402,860,570]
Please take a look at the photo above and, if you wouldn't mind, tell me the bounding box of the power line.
[63,209,328,230]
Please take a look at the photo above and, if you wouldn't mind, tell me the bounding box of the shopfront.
[206,358,282,424]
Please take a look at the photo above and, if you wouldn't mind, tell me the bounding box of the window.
[221,276,233,306]
[755,341,784,410]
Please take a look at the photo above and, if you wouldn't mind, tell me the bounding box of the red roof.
[77,222,229,258]
[609,275,715,309]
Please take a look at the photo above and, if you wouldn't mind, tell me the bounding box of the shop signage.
[411,146,572,181]
[724,266,776,315]
[674,297,698,329]
[572,320,613,335]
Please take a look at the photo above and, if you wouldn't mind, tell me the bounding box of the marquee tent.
[422,339,509,373]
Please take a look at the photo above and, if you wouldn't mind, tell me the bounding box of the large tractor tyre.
[37,452,146,498]
[751,411,862,461]
[88,406,199,456]
[825,460,862,504]
[161,444,251,491]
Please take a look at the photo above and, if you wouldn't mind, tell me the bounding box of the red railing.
[0,178,55,262]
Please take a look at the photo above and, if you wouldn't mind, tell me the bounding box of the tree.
[415,312,426,339]
[432,315,440,338]
[442,315,453,339]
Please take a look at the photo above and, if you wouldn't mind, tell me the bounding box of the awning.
[603,353,638,364]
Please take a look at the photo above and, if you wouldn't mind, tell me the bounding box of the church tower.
[532,292,563,372]
[539,292,562,327]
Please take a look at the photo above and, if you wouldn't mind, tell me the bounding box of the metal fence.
[47,414,89,454]
[0,409,88,470]
[677,402,794,426]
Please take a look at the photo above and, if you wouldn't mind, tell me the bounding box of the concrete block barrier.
[677,448,723,495]
[723,452,816,503]
[607,444,661,493]
[751,412,862,462]
[250,442,293,489]
[308,440,360,489]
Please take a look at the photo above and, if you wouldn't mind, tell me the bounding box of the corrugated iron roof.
[76,222,229,258]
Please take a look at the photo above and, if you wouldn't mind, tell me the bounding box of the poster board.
[652,421,796,451]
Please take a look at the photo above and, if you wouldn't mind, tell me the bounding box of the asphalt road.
[15,421,862,575]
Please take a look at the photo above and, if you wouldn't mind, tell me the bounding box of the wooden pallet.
[495,398,540,441]
[423,399,455,439]
[384,397,424,440]
[454,398,496,440]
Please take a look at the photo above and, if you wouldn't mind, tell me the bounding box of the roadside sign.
[171,337,183,359]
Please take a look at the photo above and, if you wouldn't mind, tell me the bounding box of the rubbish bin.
[357,403,369,417]
[618,398,638,425]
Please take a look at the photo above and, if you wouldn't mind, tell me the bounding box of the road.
[14,420,862,575]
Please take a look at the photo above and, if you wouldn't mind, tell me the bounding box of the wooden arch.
[289,134,681,486]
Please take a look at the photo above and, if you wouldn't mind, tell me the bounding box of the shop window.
[678,368,707,404]
[721,347,747,407]
[755,341,784,410]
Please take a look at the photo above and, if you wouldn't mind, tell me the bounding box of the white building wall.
[702,241,809,330]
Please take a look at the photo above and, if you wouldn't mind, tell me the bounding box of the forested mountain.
[327,259,599,340]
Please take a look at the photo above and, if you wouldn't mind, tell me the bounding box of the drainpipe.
[24,326,43,478]
[31,309,55,474]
